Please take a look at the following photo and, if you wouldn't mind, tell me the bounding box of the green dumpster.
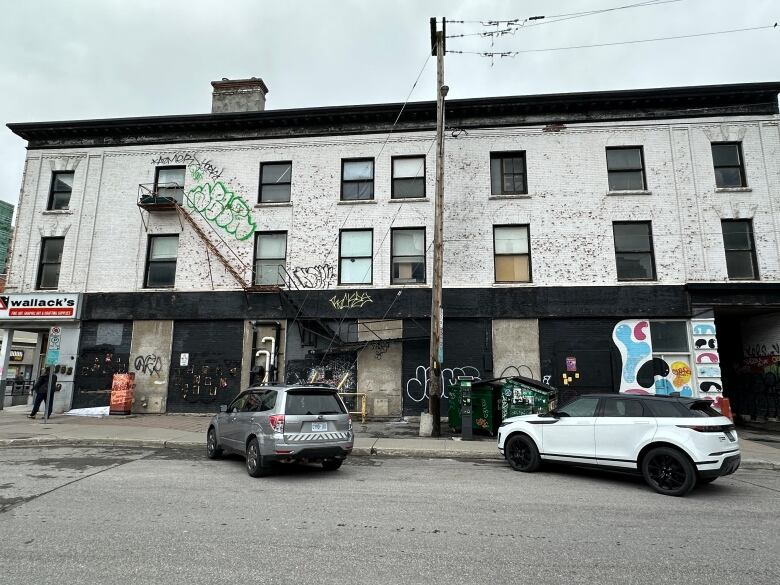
[447,379,503,436]
[500,376,557,420]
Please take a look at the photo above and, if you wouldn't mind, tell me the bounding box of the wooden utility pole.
[428,17,447,437]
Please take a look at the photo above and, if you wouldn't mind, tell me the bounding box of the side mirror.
[219,405,228,413]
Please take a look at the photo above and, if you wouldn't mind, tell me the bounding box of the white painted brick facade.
[7,115,780,293]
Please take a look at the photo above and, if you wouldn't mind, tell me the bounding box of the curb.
[0,437,777,469]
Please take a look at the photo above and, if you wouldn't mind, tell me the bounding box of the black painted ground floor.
[55,284,780,418]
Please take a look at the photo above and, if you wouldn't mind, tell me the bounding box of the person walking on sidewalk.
[28,368,58,419]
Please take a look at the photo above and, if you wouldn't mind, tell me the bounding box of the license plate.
[311,422,328,432]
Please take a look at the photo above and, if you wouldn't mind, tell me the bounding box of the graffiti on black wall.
[330,292,373,310]
[292,265,336,289]
[405,365,482,403]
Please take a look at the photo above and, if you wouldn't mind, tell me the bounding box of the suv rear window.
[285,391,346,415]
[645,399,715,418]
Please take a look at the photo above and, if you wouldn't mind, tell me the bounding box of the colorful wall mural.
[612,318,723,405]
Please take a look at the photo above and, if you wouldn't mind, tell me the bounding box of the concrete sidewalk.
[0,406,778,469]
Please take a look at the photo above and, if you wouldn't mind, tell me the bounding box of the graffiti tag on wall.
[293,265,336,289]
[330,292,373,310]
[405,365,481,403]
[186,181,257,241]
[133,354,163,377]
[151,153,223,182]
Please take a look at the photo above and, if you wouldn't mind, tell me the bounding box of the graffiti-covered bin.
[448,379,502,436]
[500,377,557,418]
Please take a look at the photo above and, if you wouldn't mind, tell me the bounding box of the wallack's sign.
[0,293,80,320]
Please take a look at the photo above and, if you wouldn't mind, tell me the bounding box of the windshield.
[285,392,346,415]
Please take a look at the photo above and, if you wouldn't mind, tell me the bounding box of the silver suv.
[206,385,354,477]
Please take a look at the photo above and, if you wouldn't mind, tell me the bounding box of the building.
[2,79,779,421]
[0,201,14,274]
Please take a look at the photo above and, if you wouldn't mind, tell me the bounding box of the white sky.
[1,0,778,211]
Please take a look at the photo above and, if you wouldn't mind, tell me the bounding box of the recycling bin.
[500,376,557,420]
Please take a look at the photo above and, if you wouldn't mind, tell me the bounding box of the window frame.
[390,227,426,285]
[493,224,532,283]
[612,221,657,281]
[153,165,186,204]
[391,155,426,199]
[36,237,65,290]
[144,234,179,289]
[490,151,528,196]
[47,171,75,211]
[606,146,647,191]
[711,142,747,188]
[253,231,288,286]
[338,228,373,285]
[341,158,375,201]
[259,161,292,203]
[721,219,759,280]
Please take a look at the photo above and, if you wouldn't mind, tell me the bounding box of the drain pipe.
[251,321,281,382]
[255,350,271,384]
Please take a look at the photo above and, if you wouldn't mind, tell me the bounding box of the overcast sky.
[1,0,777,211]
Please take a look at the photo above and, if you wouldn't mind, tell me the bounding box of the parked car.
[207,385,354,477]
[497,393,740,496]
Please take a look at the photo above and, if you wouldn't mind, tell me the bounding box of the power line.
[448,23,778,58]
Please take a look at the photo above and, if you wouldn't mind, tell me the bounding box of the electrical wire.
[448,23,778,57]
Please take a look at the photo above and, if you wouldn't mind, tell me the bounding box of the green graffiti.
[186,181,256,241]
[190,166,203,182]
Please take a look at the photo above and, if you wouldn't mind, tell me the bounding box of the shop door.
[167,320,244,413]
[73,322,133,409]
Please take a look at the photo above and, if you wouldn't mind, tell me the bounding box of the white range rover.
[497,394,740,496]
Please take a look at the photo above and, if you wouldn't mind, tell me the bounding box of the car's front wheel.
[642,447,696,496]
[505,434,541,472]
[322,459,343,471]
[246,437,270,478]
[206,427,222,460]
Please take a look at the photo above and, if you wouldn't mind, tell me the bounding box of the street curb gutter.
[0,438,776,469]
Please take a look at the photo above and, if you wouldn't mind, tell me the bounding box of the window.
[602,398,648,417]
[391,156,425,198]
[254,232,287,285]
[227,392,247,414]
[391,228,425,284]
[259,162,292,203]
[47,171,74,210]
[490,152,527,195]
[712,142,746,188]
[722,220,758,279]
[606,147,646,191]
[650,321,689,352]
[557,397,600,417]
[494,225,530,283]
[613,222,656,281]
[339,229,373,284]
[242,391,276,412]
[145,235,178,288]
[284,391,347,415]
[154,167,185,204]
[36,237,64,289]
[645,400,694,418]
[341,159,374,201]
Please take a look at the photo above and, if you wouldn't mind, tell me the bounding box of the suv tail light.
[677,424,735,433]
[269,414,285,434]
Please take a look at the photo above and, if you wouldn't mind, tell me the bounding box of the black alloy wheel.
[206,427,222,460]
[246,437,269,478]
[505,435,541,472]
[642,447,696,496]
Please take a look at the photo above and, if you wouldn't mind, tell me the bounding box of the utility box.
[448,378,503,436]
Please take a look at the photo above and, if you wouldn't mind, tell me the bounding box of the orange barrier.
[719,397,733,421]
[110,373,135,415]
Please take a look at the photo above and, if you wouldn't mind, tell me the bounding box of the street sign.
[45,326,61,366]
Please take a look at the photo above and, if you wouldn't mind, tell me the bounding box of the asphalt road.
[0,447,778,585]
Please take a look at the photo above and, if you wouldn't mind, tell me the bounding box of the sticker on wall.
[692,322,716,336]
[180,353,189,367]
[670,360,692,388]
[566,356,577,372]
[696,364,721,378]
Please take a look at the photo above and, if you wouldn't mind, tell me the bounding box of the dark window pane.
[725,251,758,279]
[42,239,64,262]
[262,163,292,184]
[53,173,74,191]
[285,392,346,415]
[650,321,689,352]
[712,144,740,167]
[39,264,61,289]
[50,192,71,210]
[603,398,647,417]
[607,148,643,170]
[714,168,743,188]
[392,258,425,283]
[608,171,644,191]
[616,253,654,280]
[722,224,752,250]
[342,181,373,200]
[491,153,526,195]
[558,397,599,417]
[613,224,651,252]
[490,157,502,195]
[147,261,176,287]
[393,178,425,198]
[260,183,291,202]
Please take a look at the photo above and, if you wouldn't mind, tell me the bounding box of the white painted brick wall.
[6,115,780,293]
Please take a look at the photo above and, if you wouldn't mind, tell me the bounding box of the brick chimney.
[211,77,269,113]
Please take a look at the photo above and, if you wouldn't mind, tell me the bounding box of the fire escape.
[137,182,342,346]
